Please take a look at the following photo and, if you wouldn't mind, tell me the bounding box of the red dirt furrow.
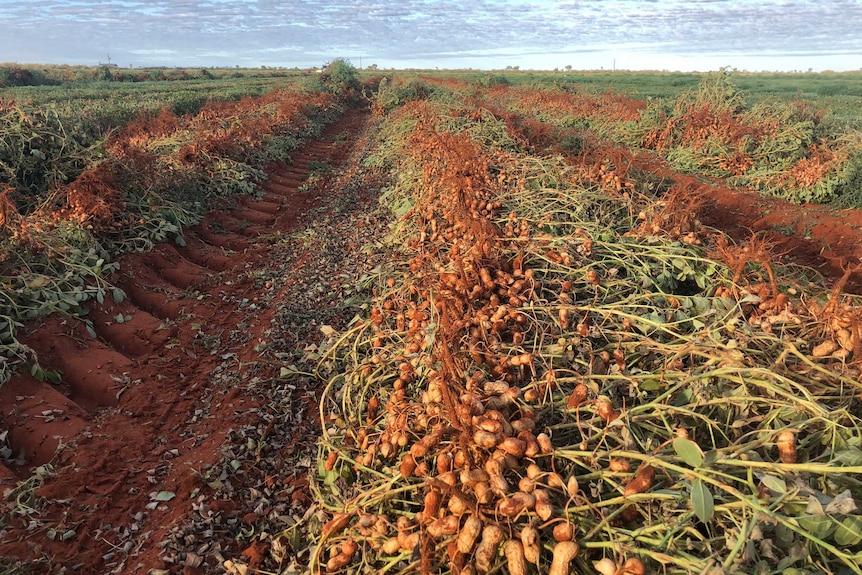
[283,171,312,181]
[239,198,282,215]
[206,211,266,237]
[547,126,862,294]
[700,186,862,293]
[0,463,14,486]
[258,191,289,204]
[114,261,189,320]
[20,317,133,410]
[84,297,176,358]
[190,219,250,251]
[0,106,370,574]
[265,176,305,191]
[232,207,277,225]
[175,233,234,272]
[281,164,313,174]
[0,374,90,468]
[628,156,862,293]
[146,244,214,289]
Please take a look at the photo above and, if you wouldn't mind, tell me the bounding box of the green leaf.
[691,479,714,523]
[805,495,826,515]
[833,448,862,466]
[775,523,795,546]
[391,196,414,217]
[702,450,719,467]
[26,276,51,289]
[279,365,304,379]
[641,379,662,391]
[797,515,837,539]
[113,288,125,303]
[206,478,224,490]
[758,474,787,495]
[833,516,862,546]
[154,491,176,501]
[673,437,705,468]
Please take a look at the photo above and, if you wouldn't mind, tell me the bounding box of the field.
[2,64,862,575]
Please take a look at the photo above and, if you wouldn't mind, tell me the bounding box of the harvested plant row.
[1,79,349,382]
[419,71,862,208]
[301,80,862,575]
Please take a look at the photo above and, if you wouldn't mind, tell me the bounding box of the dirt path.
[0,106,372,574]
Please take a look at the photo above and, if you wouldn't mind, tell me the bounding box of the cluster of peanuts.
[318,106,652,574]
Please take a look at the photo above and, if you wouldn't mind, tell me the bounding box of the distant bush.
[628,69,862,207]
[170,95,210,116]
[315,59,361,97]
[0,66,56,88]
[374,76,432,114]
[476,74,511,88]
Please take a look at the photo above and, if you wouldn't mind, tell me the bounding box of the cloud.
[0,0,859,70]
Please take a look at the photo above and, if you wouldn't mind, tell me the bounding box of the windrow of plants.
[0,63,360,382]
[633,71,862,207]
[291,78,862,575]
[426,70,862,209]
[1,76,302,165]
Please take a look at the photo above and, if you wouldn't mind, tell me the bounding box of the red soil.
[0,107,369,573]
[700,184,862,293]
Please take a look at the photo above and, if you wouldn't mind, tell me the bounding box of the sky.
[1,0,861,72]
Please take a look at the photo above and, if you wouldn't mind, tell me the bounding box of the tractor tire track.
[0,105,370,574]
